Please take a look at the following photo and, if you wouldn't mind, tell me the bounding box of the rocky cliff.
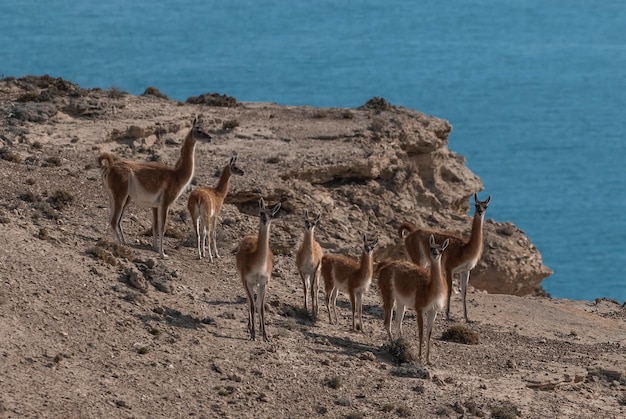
[0,75,551,295]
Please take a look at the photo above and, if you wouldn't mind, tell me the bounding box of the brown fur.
[399,194,490,321]
[296,211,323,316]
[187,155,243,261]
[97,117,211,258]
[236,198,281,342]
[377,235,449,364]
[321,235,378,331]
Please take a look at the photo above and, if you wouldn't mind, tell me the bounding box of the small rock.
[360,351,376,361]
[126,265,148,292]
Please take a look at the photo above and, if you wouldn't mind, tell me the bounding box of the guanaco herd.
[97,117,491,364]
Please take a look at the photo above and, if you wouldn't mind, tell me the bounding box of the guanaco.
[236,198,281,342]
[187,154,244,261]
[399,193,490,321]
[321,235,378,332]
[377,234,449,364]
[97,116,211,258]
[295,210,323,316]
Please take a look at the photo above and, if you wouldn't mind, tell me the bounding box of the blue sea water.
[1,0,625,302]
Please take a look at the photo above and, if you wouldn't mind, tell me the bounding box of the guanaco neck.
[359,251,374,280]
[463,207,486,257]
[303,228,316,251]
[214,165,232,197]
[174,130,197,181]
[256,221,272,266]
[430,255,446,296]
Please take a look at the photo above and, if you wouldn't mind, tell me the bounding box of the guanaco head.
[429,234,449,262]
[474,193,491,216]
[304,210,321,231]
[398,222,416,239]
[362,235,379,255]
[228,154,244,176]
[191,116,212,143]
[259,198,281,226]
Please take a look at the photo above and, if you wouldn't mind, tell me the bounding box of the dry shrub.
[43,156,62,167]
[18,75,78,93]
[87,246,117,266]
[87,239,134,265]
[312,109,328,119]
[360,96,392,112]
[37,228,50,240]
[20,190,41,203]
[47,190,73,210]
[324,375,343,389]
[221,119,239,130]
[490,401,521,419]
[388,337,419,364]
[342,110,355,119]
[441,325,480,345]
[382,403,412,417]
[108,86,127,98]
[33,202,59,220]
[1,148,22,163]
[395,405,412,417]
[16,91,40,102]
[186,92,238,107]
[142,86,168,100]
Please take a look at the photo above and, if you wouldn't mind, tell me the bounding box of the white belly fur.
[394,288,417,311]
[452,257,478,274]
[128,175,164,208]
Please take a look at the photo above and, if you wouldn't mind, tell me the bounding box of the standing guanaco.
[236,198,281,342]
[321,235,378,332]
[187,154,244,261]
[97,117,211,258]
[377,234,449,364]
[399,193,491,321]
[296,210,323,316]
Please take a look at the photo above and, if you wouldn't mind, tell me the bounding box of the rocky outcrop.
[222,99,552,295]
[0,77,552,295]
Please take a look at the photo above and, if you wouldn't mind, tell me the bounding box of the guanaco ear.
[271,203,281,217]
[474,192,478,203]
[259,197,266,211]
[485,195,491,205]
[442,238,449,251]
[429,234,435,247]
[370,236,379,248]
[230,154,237,165]
[304,209,309,219]
[314,214,321,225]
[192,115,198,127]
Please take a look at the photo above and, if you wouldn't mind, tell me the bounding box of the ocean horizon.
[2,0,625,302]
